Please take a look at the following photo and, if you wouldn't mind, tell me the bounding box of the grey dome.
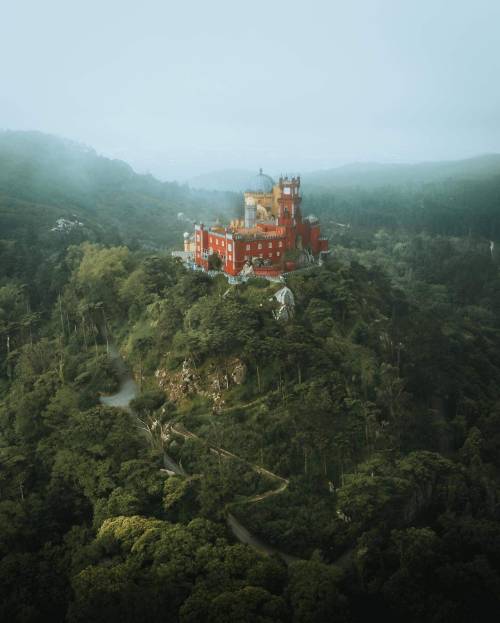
[246,168,275,193]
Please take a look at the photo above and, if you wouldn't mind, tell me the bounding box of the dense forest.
[1,132,500,622]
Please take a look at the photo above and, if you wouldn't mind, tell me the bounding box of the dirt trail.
[101,350,353,568]
[171,423,288,488]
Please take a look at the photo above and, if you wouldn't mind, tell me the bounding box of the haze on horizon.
[1,0,499,182]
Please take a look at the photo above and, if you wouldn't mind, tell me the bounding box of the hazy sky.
[1,0,500,180]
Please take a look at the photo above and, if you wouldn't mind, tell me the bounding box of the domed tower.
[244,168,277,222]
[246,168,275,194]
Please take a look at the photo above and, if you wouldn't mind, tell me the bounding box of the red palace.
[186,170,328,278]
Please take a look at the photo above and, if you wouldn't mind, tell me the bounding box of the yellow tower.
[243,168,281,221]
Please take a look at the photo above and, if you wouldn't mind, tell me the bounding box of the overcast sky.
[1,0,499,180]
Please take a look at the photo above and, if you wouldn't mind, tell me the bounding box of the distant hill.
[302,155,500,192]
[187,155,500,193]
[0,130,239,249]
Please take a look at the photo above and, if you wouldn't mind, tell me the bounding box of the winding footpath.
[100,350,356,568]
[167,423,299,562]
[99,352,299,564]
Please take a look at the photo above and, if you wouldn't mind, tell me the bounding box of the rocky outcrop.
[230,358,247,385]
[272,286,295,321]
[155,356,247,413]
[155,358,201,403]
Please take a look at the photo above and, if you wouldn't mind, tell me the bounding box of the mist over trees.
[1,132,500,622]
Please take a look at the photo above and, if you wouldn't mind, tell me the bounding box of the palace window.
[246,244,250,250]
[277,251,280,257]
[228,243,232,252]
[268,242,272,248]
[278,241,283,248]
[257,243,262,250]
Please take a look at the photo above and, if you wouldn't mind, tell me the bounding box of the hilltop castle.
[183,170,328,278]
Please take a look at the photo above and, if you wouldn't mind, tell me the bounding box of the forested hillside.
[1,138,500,622]
[304,175,500,240]
[0,131,239,249]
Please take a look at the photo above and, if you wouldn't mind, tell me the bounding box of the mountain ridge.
[187,154,500,192]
